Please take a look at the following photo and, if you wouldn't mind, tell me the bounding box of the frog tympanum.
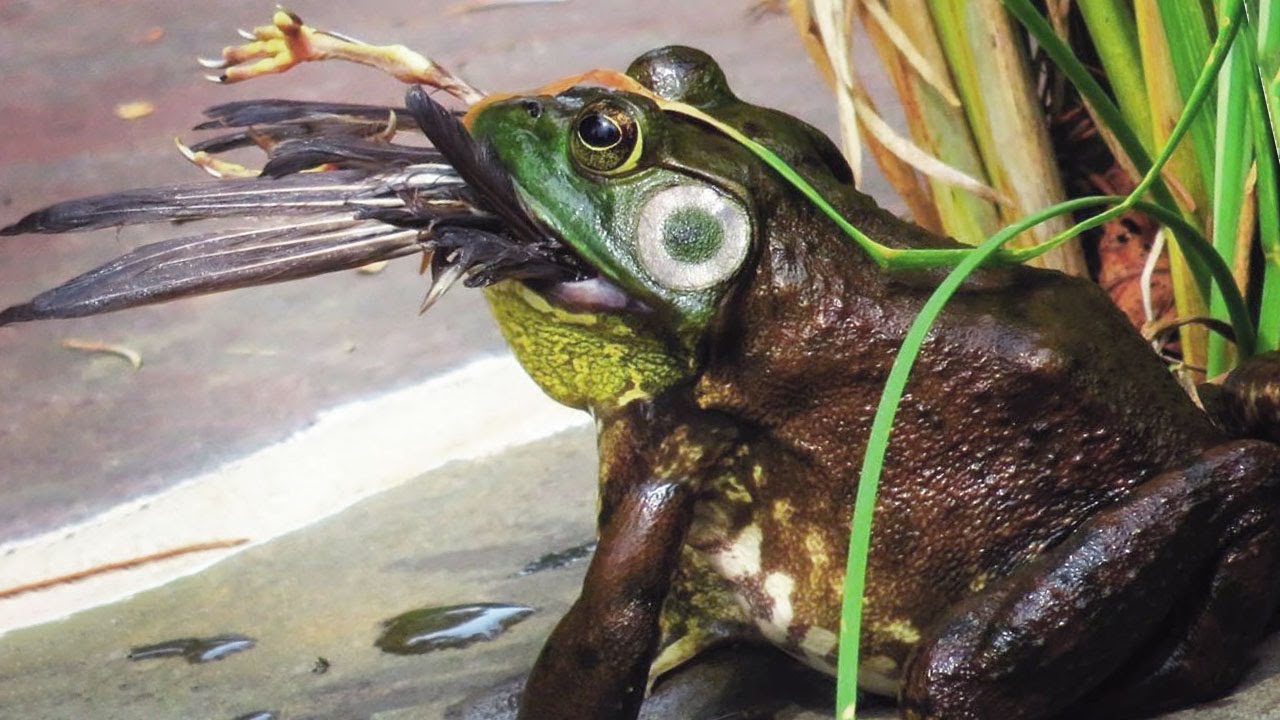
[4,41,1280,720]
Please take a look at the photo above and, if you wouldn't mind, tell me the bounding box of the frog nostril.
[522,100,543,119]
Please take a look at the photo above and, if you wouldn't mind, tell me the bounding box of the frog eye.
[571,101,643,174]
[636,185,751,291]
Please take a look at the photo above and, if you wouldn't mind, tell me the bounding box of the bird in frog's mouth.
[0,82,651,326]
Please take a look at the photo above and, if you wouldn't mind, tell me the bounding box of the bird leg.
[199,9,485,104]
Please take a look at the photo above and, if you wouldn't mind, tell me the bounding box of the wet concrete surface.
[0,430,604,720]
[3,427,1280,719]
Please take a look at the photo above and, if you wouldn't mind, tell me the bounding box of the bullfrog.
[462,47,1280,719]
[4,31,1280,720]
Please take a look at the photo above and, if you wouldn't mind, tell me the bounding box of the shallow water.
[376,604,535,655]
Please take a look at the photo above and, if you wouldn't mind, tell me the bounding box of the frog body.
[468,47,1280,719]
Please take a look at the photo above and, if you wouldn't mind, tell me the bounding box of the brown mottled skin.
[499,47,1280,720]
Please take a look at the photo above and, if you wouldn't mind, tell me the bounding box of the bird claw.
[199,9,316,84]
[174,138,257,178]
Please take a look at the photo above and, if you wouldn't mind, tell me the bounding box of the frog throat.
[483,281,692,412]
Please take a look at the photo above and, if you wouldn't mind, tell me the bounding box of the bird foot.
[198,8,485,104]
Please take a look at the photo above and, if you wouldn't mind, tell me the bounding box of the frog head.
[467,47,857,414]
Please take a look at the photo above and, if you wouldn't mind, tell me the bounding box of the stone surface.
[1,426,1279,719]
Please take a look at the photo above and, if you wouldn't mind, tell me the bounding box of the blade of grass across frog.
[659,100,1018,269]
[832,195,1116,719]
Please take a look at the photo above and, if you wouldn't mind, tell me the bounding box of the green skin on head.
[466,46,1280,720]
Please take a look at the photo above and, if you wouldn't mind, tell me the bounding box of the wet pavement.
[3,426,1280,719]
[4,2,1280,719]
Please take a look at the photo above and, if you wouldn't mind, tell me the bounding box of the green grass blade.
[1002,0,1174,209]
[1247,4,1280,351]
[1158,0,1219,198]
[833,194,1113,720]
[1077,0,1153,149]
[1207,34,1255,376]
[834,189,1255,718]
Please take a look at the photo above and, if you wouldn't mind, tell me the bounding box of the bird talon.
[196,56,228,69]
[174,138,256,178]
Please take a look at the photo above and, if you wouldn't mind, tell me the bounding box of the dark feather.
[405,86,549,246]
[0,167,470,235]
[1,91,589,326]
[188,125,313,155]
[1,219,428,323]
[189,99,422,154]
[261,137,444,177]
[195,99,417,131]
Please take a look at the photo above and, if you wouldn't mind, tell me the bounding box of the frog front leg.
[518,397,737,720]
[518,478,694,719]
[901,439,1280,720]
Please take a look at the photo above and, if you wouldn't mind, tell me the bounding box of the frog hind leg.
[1202,350,1280,444]
[650,546,755,683]
[900,440,1280,720]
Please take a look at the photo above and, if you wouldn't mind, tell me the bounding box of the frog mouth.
[0,87,604,325]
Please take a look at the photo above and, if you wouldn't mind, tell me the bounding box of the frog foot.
[901,440,1280,720]
[198,9,485,104]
